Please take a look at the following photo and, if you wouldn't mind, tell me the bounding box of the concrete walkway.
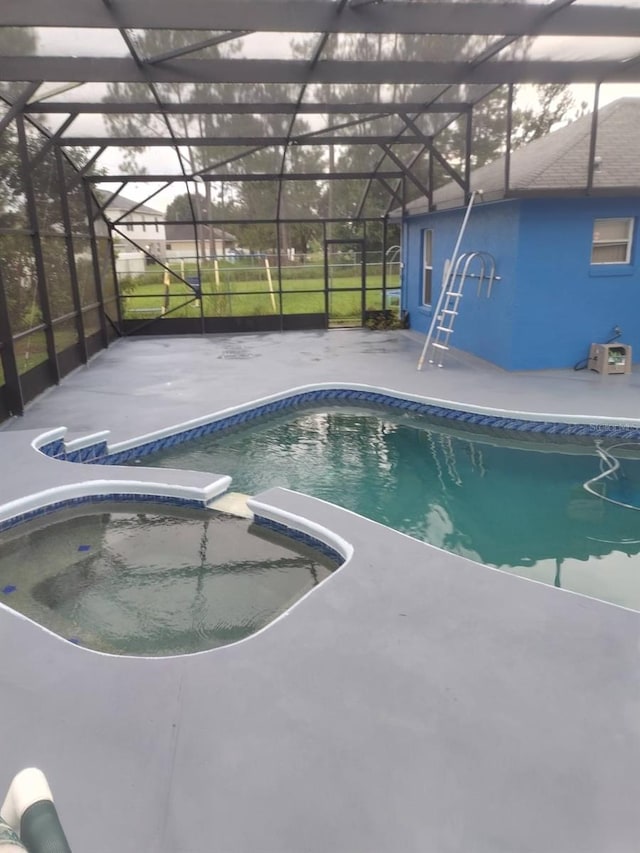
[0,330,639,852]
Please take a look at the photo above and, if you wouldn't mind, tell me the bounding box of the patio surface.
[1,329,639,853]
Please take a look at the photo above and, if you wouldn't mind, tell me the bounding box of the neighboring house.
[400,98,640,370]
[164,224,238,260]
[103,194,167,266]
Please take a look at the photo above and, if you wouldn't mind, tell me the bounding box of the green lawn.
[120,271,400,321]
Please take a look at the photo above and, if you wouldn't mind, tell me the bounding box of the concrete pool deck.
[1,329,640,852]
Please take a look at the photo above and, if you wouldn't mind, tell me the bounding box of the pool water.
[142,406,640,610]
[0,504,337,655]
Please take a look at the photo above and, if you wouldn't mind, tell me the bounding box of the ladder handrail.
[450,250,498,297]
[425,251,490,368]
[467,251,496,297]
[385,244,401,265]
[449,252,472,288]
[417,190,482,370]
[459,252,487,297]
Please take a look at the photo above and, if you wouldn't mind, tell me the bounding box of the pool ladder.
[425,252,499,368]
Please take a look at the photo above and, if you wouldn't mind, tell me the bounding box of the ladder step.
[431,342,449,350]
[441,309,458,315]
[447,292,463,298]
[436,326,453,333]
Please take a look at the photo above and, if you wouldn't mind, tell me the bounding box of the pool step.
[209,492,254,519]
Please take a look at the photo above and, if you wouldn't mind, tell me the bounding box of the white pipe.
[417,189,482,370]
[1,768,54,833]
[583,442,640,511]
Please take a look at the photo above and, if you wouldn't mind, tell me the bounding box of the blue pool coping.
[36,386,640,468]
[0,497,347,577]
[0,493,206,535]
[253,514,345,566]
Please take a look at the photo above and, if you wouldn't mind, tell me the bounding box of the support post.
[56,148,88,363]
[0,267,24,415]
[84,181,113,345]
[16,115,60,385]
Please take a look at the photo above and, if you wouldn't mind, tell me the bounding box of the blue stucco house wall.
[402,196,639,370]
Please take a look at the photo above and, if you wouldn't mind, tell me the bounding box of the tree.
[104,31,326,257]
[313,28,583,209]
[440,83,582,170]
[512,84,585,148]
[166,192,238,222]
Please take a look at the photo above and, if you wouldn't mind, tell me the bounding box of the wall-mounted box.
[588,343,632,375]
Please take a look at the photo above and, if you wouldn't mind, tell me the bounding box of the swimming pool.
[137,405,640,610]
[0,503,339,655]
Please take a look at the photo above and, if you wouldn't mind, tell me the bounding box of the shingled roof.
[165,223,237,243]
[100,193,164,219]
[403,97,640,216]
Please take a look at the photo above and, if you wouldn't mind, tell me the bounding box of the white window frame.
[591,217,634,265]
[422,229,433,305]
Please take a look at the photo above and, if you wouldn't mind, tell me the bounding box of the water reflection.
[148,407,640,609]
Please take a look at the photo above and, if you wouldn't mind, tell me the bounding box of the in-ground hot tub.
[0,502,341,656]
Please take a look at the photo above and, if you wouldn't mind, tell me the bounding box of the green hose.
[19,801,71,853]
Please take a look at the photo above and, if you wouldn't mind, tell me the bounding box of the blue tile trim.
[0,494,205,534]
[39,439,65,458]
[253,514,344,566]
[36,388,640,466]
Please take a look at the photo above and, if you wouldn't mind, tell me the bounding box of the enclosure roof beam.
[379,146,430,198]
[144,31,253,65]
[3,57,637,84]
[24,102,472,116]
[66,146,107,188]
[6,0,640,38]
[28,113,78,172]
[0,82,42,136]
[59,133,429,146]
[88,170,403,182]
[374,176,404,210]
[427,140,467,191]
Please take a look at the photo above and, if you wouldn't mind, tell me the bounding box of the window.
[166,243,172,251]
[422,229,433,304]
[126,223,133,232]
[155,218,159,233]
[591,218,633,264]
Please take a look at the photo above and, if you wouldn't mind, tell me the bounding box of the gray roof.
[165,223,237,243]
[102,193,164,218]
[403,97,640,216]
